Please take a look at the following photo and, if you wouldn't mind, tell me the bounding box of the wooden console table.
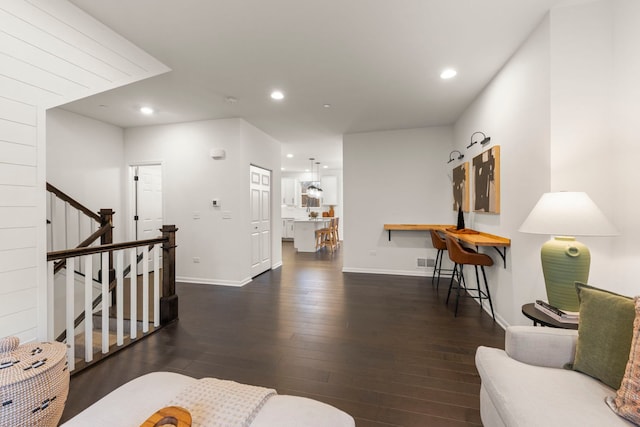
[383,224,511,268]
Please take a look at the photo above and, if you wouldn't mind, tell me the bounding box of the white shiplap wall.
[0,0,169,342]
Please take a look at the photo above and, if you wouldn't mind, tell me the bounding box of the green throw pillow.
[572,282,635,389]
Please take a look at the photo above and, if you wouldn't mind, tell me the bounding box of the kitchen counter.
[293,218,331,252]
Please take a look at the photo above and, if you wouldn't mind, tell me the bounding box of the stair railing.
[47,225,178,372]
[53,245,150,343]
[47,183,115,277]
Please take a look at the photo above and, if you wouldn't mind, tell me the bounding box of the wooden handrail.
[47,182,101,222]
[48,237,167,262]
[53,224,112,274]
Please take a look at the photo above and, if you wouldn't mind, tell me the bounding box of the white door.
[132,165,163,271]
[250,165,271,277]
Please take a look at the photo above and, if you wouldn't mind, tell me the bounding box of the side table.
[521,303,578,330]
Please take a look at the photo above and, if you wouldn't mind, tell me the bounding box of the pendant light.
[306,158,323,199]
[307,158,319,198]
[314,161,323,198]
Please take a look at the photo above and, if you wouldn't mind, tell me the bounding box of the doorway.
[130,164,163,271]
[250,165,271,277]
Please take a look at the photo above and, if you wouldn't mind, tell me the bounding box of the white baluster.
[142,246,149,333]
[153,245,160,327]
[84,256,93,362]
[101,252,109,353]
[116,250,124,346]
[66,257,75,372]
[129,248,138,339]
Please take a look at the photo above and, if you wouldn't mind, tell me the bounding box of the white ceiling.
[64,0,566,171]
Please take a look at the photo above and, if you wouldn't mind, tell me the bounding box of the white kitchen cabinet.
[321,175,338,206]
[282,177,297,206]
[282,218,295,239]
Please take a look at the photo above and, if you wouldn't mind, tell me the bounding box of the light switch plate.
[222,211,232,219]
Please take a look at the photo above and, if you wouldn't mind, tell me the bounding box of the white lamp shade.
[519,192,618,236]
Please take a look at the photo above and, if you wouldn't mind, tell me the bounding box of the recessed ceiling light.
[323,104,331,108]
[323,165,328,169]
[286,153,293,158]
[140,106,154,115]
[440,69,457,80]
[270,90,284,100]
[281,167,285,171]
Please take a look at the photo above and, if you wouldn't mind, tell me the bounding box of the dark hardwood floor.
[61,241,505,426]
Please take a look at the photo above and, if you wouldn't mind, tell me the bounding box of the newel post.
[160,224,179,325]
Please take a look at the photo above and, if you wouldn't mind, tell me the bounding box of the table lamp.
[518,192,617,311]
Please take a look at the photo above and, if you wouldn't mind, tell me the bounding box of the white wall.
[0,0,168,343]
[453,16,552,326]
[605,0,640,294]
[46,109,126,241]
[124,118,282,286]
[547,0,639,297]
[342,0,640,327]
[0,95,40,344]
[548,1,617,293]
[343,126,453,276]
[241,120,283,269]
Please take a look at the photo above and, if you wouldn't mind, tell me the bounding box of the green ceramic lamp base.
[540,236,590,312]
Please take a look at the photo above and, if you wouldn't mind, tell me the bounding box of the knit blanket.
[167,378,277,427]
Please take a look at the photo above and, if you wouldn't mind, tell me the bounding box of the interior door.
[133,164,163,271]
[250,165,271,277]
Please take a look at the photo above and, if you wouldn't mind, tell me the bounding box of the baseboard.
[271,261,283,269]
[465,292,508,331]
[478,299,508,330]
[341,267,434,277]
[177,276,252,287]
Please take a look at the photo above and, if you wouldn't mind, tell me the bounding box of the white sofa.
[475,326,634,427]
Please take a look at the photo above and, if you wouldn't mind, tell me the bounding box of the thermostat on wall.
[212,199,220,207]
[210,148,226,159]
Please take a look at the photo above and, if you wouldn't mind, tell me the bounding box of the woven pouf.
[0,336,69,426]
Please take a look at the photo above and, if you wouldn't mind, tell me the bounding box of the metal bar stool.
[444,235,495,320]
[429,229,453,289]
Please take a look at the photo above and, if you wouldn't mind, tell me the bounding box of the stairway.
[70,272,161,372]
[47,181,179,374]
